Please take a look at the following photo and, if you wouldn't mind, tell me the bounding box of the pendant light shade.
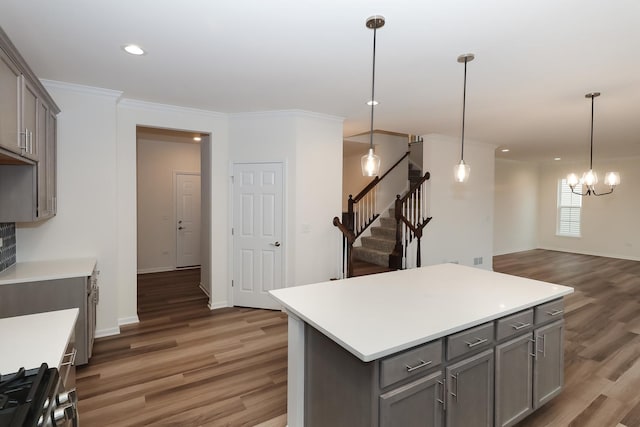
[455,53,474,183]
[567,92,620,196]
[361,15,385,177]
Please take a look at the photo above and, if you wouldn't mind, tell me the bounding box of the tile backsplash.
[0,223,16,272]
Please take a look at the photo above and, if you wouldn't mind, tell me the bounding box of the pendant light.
[567,92,620,196]
[361,15,385,177]
[454,53,474,183]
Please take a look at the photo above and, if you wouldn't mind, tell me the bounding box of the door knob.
[272,241,281,247]
[178,226,184,230]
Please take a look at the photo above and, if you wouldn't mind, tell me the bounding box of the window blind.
[557,179,581,237]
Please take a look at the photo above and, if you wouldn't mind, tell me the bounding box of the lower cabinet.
[446,349,494,427]
[495,333,534,427]
[304,301,565,427]
[379,371,444,427]
[533,320,564,408]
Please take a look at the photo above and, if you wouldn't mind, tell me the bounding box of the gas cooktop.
[0,364,58,427]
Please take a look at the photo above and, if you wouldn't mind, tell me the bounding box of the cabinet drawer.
[447,322,494,360]
[380,340,442,389]
[535,299,564,324]
[496,309,534,341]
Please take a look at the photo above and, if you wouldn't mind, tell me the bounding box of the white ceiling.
[2,0,639,162]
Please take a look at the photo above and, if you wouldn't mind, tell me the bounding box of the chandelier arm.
[592,187,615,196]
[569,186,588,197]
[369,26,377,151]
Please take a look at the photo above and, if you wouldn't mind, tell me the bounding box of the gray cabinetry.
[533,320,564,408]
[0,271,98,365]
[380,371,444,427]
[445,349,494,427]
[0,26,59,221]
[495,333,534,427]
[0,47,20,156]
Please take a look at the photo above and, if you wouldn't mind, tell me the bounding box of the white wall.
[136,137,201,273]
[16,81,122,334]
[229,110,343,289]
[494,159,539,255]
[342,149,371,211]
[537,157,640,260]
[421,134,496,270]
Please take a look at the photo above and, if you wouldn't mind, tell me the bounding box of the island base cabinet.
[446,349,494,427]
[379,371,444,427]
[495,334,534,427]
[533,320,564,408]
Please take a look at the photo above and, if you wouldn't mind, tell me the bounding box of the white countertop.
[270,263,574,362]
[0,308,78,373]
[0,258,96,285]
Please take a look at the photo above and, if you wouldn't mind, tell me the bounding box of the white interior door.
[233,163,284,309]
[176,173,201,268]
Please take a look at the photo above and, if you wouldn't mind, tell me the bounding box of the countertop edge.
[270,287,574,363]
[0,258,97,285]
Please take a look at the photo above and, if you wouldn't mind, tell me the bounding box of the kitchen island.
[270,263,574,427]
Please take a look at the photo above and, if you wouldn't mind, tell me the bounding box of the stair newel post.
[389,195,403,270]
[347,195,355,234]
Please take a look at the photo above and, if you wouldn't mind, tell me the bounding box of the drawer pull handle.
[61,348,77,366]
[512,322,531,330]
[546,309,564,316]
[464,337,488,348]
[405,359,432,372]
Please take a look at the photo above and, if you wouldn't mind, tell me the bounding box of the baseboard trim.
[209,300,229,310]
[137,267,175,274]
[95,327,120,338]
[199,283,211,297]
[119,315,140,326]
[535,247,640,262]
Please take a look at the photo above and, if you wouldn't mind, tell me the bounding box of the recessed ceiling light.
[122,44,146,56]
[501,148,510,152]
[367,100,379,106]
[193,136,202,142]
[554,157,561,161]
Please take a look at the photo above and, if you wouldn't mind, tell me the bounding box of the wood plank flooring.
[77,251,640,426]
[76,269,288,426]
[496,250,640,427]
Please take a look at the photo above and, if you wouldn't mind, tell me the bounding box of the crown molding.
[118,98,227,118]
[40,79,123,99]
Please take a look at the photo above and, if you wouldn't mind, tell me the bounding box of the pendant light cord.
[369,26,377,151]
[589,94,594,170]
[461,58,468,161]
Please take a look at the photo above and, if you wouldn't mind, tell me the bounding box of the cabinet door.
[46,111,57,215]
[446,349,494,427]
[0,48,21,154]
[380,371,444,427]
[36,99,48,218]
[21,76,38,160]
[495,333,534,427]
[533,320,564,408]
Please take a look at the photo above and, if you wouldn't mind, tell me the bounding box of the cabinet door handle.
[437,380,446,410]
[29,130,33,154]
[450,373,459,400]
[546,309,564,316]
[529,338,537,359]
[512,322,531,330]
[405,359,432,372]
[464,337,488,348]
[61,348,77,366]
[20,129,28,152]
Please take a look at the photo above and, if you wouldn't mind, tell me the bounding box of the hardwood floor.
[76,269,288,426]
[495,250,640,427]
[77,251,640,426]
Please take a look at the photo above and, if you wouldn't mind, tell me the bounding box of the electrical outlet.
[0,237,3,248]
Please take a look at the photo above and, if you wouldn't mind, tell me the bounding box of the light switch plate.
[0,237,3,247]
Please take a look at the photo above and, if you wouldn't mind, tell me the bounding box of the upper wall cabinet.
[0,26,60,221]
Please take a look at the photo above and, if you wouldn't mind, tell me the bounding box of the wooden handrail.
[333,217,355,244]
[352,151,409,203]
[400,171,430,203]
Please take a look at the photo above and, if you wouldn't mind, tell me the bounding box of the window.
[557,179,582,237]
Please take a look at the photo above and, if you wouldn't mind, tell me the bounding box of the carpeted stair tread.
[352,246,389,267]
[361,235,396,252]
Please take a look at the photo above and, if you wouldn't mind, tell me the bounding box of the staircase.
[351,161,423,275]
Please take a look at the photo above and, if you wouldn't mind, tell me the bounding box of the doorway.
[136,127,202,274]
